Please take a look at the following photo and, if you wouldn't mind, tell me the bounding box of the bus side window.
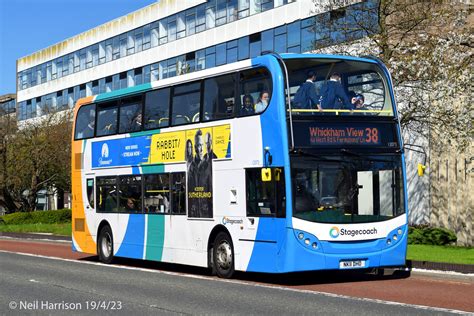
[119,96,143,133]
[86,178,94,209]
[74,104,95,139]
[118,175,142,213]
[96,177,118,213]
[96,101,118,137]
[171,172,186,215]
[171,82,200,126]
[245,168,285,217]
[202,74,235,121]
[144,174,170,214]
[144,88,170,130]
[239,68,272,116]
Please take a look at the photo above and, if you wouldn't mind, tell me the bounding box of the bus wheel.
[98,225,114,264]
[213,232,234,278]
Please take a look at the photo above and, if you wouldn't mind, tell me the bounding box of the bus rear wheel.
[213,232,235,279]
[98,225,114,264]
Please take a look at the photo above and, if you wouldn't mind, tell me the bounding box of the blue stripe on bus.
[115,214,146,259]
[246,218,286,273]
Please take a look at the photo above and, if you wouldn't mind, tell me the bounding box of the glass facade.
[18,0,293,91]
[0,99,16,115]
[17,0,379,121]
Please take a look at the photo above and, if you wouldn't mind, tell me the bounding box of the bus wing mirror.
[261,168,272,182]
[417,163,426,177]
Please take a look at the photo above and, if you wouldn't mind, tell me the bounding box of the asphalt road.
[0,250,470,315]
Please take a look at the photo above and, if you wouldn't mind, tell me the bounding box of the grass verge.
[0,223,71,236]
[407,244,474,265]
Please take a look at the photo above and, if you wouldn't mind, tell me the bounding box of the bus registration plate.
[339,260,366,269]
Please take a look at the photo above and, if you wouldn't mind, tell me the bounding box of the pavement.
[0,233,473,314]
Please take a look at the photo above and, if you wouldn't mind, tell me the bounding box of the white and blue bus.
[72,53,408,278]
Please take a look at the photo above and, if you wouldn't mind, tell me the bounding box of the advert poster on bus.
[91,124,231,218]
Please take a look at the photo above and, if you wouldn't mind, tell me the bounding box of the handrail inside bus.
[262,51,295,151]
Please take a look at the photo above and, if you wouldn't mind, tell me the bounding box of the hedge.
[408,226,457,246]
[0,209,71,225]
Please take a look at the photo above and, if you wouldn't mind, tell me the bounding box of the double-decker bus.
[72,53,407,278]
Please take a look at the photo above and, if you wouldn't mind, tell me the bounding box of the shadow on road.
[78,255,411,286]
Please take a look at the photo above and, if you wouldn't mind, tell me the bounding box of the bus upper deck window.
[144,88,170,130]
[239,68,272,116]
[96,101,118,137]
[75,104,95,139]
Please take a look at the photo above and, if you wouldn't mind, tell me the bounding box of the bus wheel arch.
[97,221,114,264]
[208,225,235,278]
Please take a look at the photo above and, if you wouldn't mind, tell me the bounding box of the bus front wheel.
[98,225,114,264]
[213,232,235,278]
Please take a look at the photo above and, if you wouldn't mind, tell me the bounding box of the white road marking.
[0,249,471,315]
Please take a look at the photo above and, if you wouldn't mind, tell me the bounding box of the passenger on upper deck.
[240,94,255,116]
[320,73,352,110]
[293,70,321,111]
[255,91,270,113]
[352,94,367,111]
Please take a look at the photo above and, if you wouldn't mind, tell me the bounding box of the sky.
[0,0,157,95]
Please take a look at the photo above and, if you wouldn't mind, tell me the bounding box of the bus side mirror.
[261,168,272,182]
[417,163,426,177]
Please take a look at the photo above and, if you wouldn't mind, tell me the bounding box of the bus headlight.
[312,242,318,249]
[398,229,403,235]
[386,239,391,245]
[298,233,304,240]
[393,234,398,241]
[304,238,310,245]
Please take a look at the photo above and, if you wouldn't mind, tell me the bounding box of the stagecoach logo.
[222,217,243,225]
[329,227,340,238]
[329,226,378,238]
[98,143,112,166]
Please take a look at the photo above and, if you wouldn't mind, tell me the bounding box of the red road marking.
[1,239,473,312]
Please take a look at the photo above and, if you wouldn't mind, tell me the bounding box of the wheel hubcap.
[101,232,112,258]
[216,241,232,270]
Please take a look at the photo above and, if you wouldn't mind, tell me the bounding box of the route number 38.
[365,128,379,143]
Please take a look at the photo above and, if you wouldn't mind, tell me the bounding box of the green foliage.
[0,209,71,225]
[408,226,457,245]
[407,245,474,265]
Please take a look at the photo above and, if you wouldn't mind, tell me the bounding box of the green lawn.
[0,223,71,236]
[407,244,474,265]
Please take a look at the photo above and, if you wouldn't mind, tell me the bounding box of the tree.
[0,111,18,212]
[0,111,72,212]
[311,0,473,149]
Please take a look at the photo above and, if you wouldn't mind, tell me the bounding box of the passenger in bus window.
[240,94,255,116]
[124,198,140,213]
[293,70,321,111]
[255,91,270,113]
[319,73,351,110]
[131,113,142,131]
[352,94,367,111]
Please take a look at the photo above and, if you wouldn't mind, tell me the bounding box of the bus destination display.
[293,122,398,148]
